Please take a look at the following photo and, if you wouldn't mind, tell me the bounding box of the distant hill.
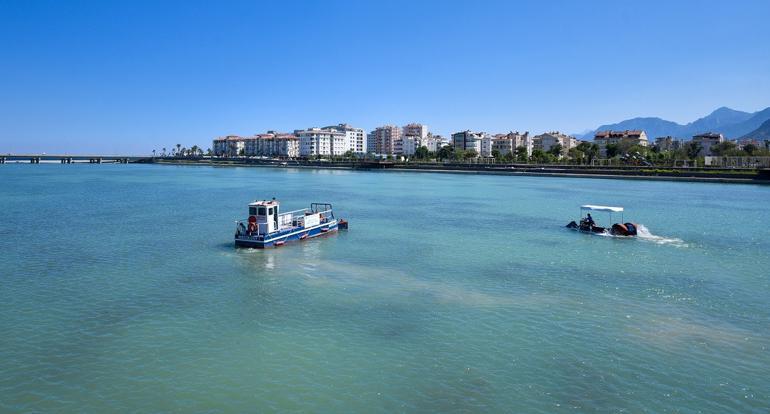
[721,107,770,138]
[740,118,770,140]
[687,107,753,133]
[584,117,685,140]
[581,106,770,140]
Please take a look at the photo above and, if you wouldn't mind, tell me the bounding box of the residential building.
[736,138,762,151]
[480,135,494,157]
[692,132,724,156]
[491,131,531,156]
[593,130,649,157]
[255,132,300,158]
[412,135,445,153]
[401,136,417,156]
[653,136,683,152]
[370,125,402,155]
[533,131,577,155]
[296,128,346,157]
[403,123,429,140]
[451,130,486,155]
[324,123,366,154]
[366,131,376,154]
[213,135,247,157]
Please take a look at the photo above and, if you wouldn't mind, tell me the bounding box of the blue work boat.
[235,199,347,248]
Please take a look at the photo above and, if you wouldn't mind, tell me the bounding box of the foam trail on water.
[636,224,687,247]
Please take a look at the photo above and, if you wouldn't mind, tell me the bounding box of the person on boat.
[586,213,595,228]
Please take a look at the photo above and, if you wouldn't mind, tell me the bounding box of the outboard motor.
[566,221,578,229]
[611,223,638,236]
[611,223,629,236]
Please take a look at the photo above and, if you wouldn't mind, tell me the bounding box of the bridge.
[0,154,151,164]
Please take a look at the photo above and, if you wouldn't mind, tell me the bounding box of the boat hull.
[235,221,339,248]
[565,221,637,237]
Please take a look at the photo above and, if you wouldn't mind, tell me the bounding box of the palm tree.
[162,147,167,157]
[176,144,181,157]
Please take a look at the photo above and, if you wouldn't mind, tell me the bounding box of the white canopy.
[581,205,624,213]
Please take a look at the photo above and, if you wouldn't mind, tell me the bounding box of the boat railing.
[235,205,336,238]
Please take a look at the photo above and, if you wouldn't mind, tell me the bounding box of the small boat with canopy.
[566,205,638,236]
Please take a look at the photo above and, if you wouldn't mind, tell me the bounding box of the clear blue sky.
[1,0,769,154]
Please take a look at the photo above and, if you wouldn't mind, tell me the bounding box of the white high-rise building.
[296,128,346,157]
[401,136,417,156]
[324,123,366,154]
[481,135,494,157]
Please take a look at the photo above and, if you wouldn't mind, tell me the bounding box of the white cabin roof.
[249,199,279,207]
[580,205,623,213]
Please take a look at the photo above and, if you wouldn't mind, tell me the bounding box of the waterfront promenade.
[4,153,769,183]
[149,157,770,184]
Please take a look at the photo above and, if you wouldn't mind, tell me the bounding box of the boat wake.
[635,225,687,247]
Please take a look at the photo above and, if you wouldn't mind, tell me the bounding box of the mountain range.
[579,106,770,140]
[741,118,770,141]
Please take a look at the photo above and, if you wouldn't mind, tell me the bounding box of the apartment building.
[296,128,346,157]
[593,130,648,157]
[324,123,366,154]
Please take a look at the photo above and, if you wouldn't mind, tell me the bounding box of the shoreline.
[149,159,770,185]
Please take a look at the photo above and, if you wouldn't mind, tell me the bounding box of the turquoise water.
[1,164,769,413]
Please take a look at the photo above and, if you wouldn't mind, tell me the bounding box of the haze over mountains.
[579,106,770,140]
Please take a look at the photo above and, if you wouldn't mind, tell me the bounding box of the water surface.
[1,164,768,413]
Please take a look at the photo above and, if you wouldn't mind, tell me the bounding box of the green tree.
[514,146,528,162]
[684,141,702,159]
[452,149,466,160]
[464,149,478,160]
[568,147,583,163]
[531,149,546,163]
[710,141,737,156]
[606,143,619,158]
[437,145,453,161]
[491,149,501,160]
[415,146,430,160]
[548,143,563,157]
[743,143,758,155]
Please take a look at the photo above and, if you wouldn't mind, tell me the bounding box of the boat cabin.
[248,199,283,234]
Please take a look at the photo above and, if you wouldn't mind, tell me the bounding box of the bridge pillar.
[96,158,102,164]
[0,157,5,164]
[31,157,40,164]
